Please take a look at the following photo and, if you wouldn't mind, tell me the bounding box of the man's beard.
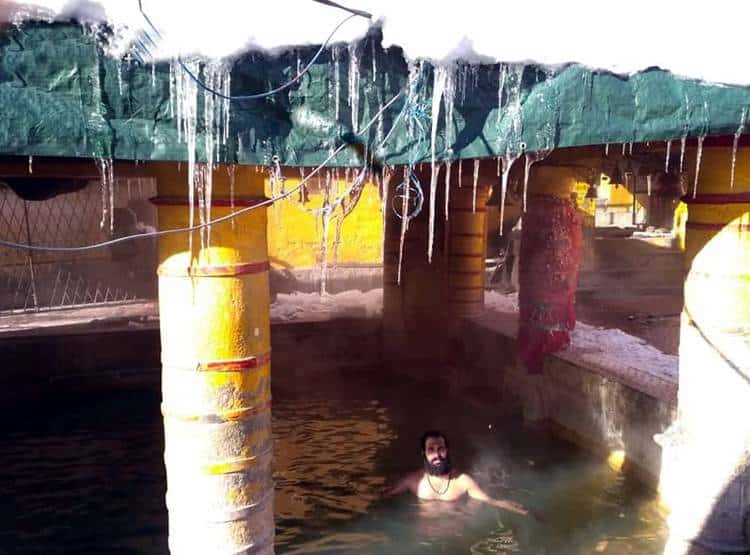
[424,455,451,476]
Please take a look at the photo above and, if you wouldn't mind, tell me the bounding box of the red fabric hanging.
[518,195,583,373]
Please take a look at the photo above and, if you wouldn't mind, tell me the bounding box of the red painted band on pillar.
[150,195,267,207]
[198,351,273,372]
[682,192,750,205]
[158,261,270,277]
[686,222,750,231]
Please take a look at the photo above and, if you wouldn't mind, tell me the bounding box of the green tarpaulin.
[1,21,749,167]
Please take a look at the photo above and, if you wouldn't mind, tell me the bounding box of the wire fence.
[0,178,158,314]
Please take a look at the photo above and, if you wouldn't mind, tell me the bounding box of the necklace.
[426,474,451,496]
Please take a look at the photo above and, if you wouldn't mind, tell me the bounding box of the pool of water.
[0,368,667,554]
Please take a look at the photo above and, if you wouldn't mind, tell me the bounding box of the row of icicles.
[77,53,750,294]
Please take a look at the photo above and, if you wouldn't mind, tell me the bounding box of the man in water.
[385,430,529,516]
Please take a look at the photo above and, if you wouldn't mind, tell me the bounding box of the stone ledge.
[468,309,678,404]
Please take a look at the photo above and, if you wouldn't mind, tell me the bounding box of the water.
[0,371,667,554]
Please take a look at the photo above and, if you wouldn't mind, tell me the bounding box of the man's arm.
[461,475,529,515]
[383,471,419,497]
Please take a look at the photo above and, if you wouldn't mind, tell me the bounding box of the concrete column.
[660,147,750,554]
[152,163,274,555]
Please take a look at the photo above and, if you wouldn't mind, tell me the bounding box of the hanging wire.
[136,0,367,101]
[387,62,430,221]
[0,90,404,253]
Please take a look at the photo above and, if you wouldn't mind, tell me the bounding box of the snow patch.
[484,290,678,386]
[3,0,750,85]
[270,288,382,323]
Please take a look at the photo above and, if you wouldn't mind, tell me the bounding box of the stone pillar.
[152,163,274,555]
[382,166,446,367]
[518,165,583,374]
[513,165,583,424]
[660,147,750,554]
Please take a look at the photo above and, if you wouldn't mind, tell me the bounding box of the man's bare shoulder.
[453,472,476,485]
[406,470,425,484]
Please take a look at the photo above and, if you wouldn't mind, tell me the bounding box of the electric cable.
[137,0,367,101]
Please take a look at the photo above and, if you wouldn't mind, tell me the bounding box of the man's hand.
[463,475,530,516]
[491,499,528,515]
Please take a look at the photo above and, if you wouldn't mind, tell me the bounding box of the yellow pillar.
[660,147,750,554]
[445,178,489,317]
[152,163,273,555]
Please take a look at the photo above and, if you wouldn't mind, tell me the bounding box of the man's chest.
[416,475,466,501]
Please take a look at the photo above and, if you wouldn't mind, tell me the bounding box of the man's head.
[420,430,451,476]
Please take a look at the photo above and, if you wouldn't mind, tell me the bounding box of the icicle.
[298,167,307,202]
[96,157,114,234]
[460,64,469,104]
[443,69,456,151]
[333,46,341,121]
[693,135,705,198]
[397,167,411,285]
[605,143,609,156]
[628,142,634,156]
[320,207,332,295]
[679,133,687,173]
[507,64,524,146]
[174,59,200,254]
[376,90,385,147]
[428,66,449,263]
[647,174,652,196]
[522,149,550,213]
[118,58,124,98]
[458,159,463,188]
[371,40,377,82]
[444,160,452,221]
[496,156,501,177]
[380,166,392,263]
[665,140,672,172]
[622,143,627,156]
[472,159,480,212]
[499,151,521,234]
[348,43,360,132]
[228,164,236,230]
[496,64,507,126]
[28,155,32,174]
[201,62,231,246]
[151,63,156,88]
[730,107,747,190]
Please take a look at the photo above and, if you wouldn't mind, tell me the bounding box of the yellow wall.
[265,177,384,270]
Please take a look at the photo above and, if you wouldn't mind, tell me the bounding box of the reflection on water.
[0,370,667,554]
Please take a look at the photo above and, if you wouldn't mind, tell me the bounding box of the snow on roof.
[3,0,750,85]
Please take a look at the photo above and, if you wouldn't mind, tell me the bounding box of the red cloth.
[518,195,583,373]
